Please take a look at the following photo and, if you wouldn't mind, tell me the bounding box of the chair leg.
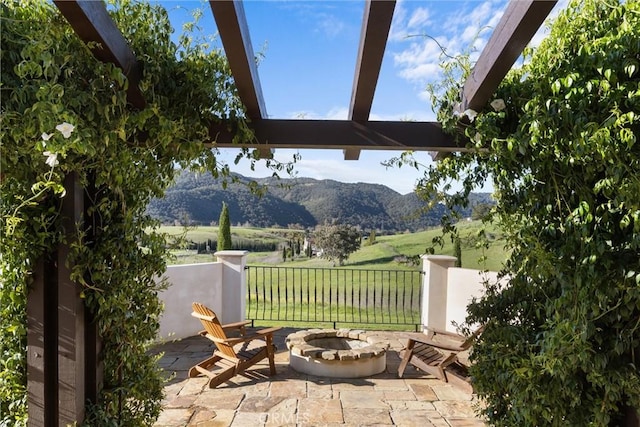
[207,366,237,388]
[437,353,459,382]
[397,339,416,378]
[266,336,277,376]
[189,354,221,378]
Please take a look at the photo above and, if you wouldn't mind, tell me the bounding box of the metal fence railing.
[246,266,423,330]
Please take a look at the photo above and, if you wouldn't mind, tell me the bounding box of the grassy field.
[160,221,508,272]
[245,265,422,329]
[159,222,508,330]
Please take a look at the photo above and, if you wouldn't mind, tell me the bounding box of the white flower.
[43,151,59,167]
[474,132,483,143]
[463,109,477,122]
[490,98,506,112]
[55,122,75,139]
[41,132,53,142]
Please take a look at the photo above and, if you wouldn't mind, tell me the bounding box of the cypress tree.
[217,202,232,251]
[453,236,462,268]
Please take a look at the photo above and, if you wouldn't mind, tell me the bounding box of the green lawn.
[160,221,509,272]
[245,265,422,328]
[160,222,508,330]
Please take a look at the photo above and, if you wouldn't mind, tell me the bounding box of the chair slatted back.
[460,325,485,350]
[192,302,237,360]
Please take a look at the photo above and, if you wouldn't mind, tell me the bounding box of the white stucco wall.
[421,255,501,334]
[157,262,223,340]
[445,268,497,332]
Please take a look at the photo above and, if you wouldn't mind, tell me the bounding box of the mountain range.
[146,170,494,231]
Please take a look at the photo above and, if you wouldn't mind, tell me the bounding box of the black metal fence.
[246,266,423,330]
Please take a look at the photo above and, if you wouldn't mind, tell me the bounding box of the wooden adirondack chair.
[398,325,484,393]
[189,302,281,388]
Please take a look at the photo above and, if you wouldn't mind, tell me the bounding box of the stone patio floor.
[151,327,487,427]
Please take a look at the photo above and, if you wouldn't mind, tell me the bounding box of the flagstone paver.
[339,390,388,409]
[269,380,306,397]
[408,382,438,401]
[431,384,473,401]
[371,378,409,390]
[446,419,488,427]
[390,410,441,427]
[342,408,393,425]
[189,408,217,425]
[432,400,478,418]
[298,398,344,424]
[152,328,487,426]
[154,408,193,426]
[382,390,417,401]
[164,394,198,408]
[229,411,266,427]
[194,392,244,410]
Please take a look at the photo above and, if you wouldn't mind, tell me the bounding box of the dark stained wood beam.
[54,0,145,109]
[209,119,460,152]
[209,1,266,119]
[27,258,58,425]
[346,0,396,160]
[459,0,557,112]
[57,173,87,425]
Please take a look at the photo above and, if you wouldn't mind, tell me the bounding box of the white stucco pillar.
[215,250,249,324]
[421,255,457,332]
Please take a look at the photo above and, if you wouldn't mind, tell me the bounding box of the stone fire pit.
[285,329,388,378]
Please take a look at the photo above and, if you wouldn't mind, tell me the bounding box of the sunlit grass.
[162,221,509,272]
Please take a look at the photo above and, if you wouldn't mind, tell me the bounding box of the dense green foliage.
[414,0,640,424]
[147,170,495,230]
[217,202,232,251]
[313,222,362,266]
[0,1,287,424]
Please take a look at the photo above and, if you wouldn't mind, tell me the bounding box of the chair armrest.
[256,327,281,336]
[222,320,252,330]
[425,327,466,339]
[220,327,281,345]
[407,336,465,352]
[222,320,251,336]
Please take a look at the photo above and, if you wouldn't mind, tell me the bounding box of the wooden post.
[27,258,58,426]
[57,172,86,424]
[83,173,103,405]
[27,172,102,425]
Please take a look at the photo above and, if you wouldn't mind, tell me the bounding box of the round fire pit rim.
[285,328,389,361]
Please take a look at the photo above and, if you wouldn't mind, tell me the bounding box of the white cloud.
[407,7,431,29]
[315,14,346,38]
[389,0,409,41]
[390,0,508,96]
[399,63,440,82]
[461,24,481,43]
[325,106,349,120]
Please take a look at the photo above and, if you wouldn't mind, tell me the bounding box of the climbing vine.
[0,1,291,425]
[405,0,640,424]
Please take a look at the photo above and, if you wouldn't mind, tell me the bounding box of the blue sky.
[163,0,567,194]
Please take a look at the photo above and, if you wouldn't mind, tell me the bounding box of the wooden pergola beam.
[346,0,396,160]
[209,119,459,151]
[209,0,267,120]
[54,0,145,109]
[459,0,557,112]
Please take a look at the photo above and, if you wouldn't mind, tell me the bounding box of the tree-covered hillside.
[146,170,494,231]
